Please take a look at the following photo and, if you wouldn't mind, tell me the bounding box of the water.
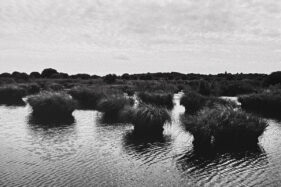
[0,94,281,186]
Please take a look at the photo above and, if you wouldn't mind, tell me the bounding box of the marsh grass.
[181,106,267,148]
[180,92,237,114]
[137,92,174,109]
[68,87,106,110]
[238,91,281,118]
[0,85,27,105]
[27,92,77,121]
[97,96,134,120]
[129,104,171,135]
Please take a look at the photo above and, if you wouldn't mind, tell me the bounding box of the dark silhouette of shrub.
[41,68,58,78]
[198,80,211,96]
[19,83,41,95]
[12,72,29,80]
[0,85,27,105]
[181,106,267,148]
[103,74,117,84]
[138,92,173,109]
[29,72,41,79]
[68,87,106,109]
[0,73,11,78]
[27,92,77,120]
[219,81,256,96]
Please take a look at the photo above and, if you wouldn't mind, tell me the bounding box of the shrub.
[0,85,27,105]
[104,74,117,84]
[41,68,58,78]
[19,83,41,95]
[138,92,173,109]
[68,87,106,110]
[181,106,267,148]
[263,71,281,86]
[129,104,171,135]
[238,91,281,117]
[27,92,77,120]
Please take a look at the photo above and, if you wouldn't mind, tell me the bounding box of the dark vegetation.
[238,90,281,118]
[181,106,267,148]
[0,85,27,105]
[137,92,173,109]
[27,92,77,121]
[0,68,278,147]
[128,104,171,135]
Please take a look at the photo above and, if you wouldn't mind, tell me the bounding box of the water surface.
[0,94,281,186]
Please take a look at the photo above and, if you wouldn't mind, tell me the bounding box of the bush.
[129,104,171,135]
[263,71,281,86]
[41,68,58,78]
[19,83,41,95]
[238,91,281,117]
[138,92,173,109]
[104,74,117,84]
[181,106,267,147]
[27,92,77,120]
[0,85,27,105]
[68,87,106,110]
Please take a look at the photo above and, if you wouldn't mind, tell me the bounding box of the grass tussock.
[0,85,27,105]
[27,92,77,120]
[180,91,237,114]
[137,92,174,109]
[129,104,171,135]
[181,106,267,148]
[97,96,134,117]
[68,87,106,110]
[238,91,281,117]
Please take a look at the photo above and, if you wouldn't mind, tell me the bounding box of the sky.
[0,0,281,75]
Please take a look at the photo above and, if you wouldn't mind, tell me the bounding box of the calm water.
[0,94,281,187]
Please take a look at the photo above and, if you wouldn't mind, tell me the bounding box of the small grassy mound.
[0,85,27,105]
[180,92,236,114]
[97,96,134,119]
[68,87,105,110]
[181,106,267,148]
[27,92,77,121]
[129,104,171,135]
[138,92,174,109]
[238,91,281,117]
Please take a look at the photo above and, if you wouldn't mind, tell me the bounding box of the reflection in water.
[26,114,78,161]
[122,131,172,165]
[176,144,268,186]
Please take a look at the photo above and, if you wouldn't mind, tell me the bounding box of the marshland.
[1,69,281,186]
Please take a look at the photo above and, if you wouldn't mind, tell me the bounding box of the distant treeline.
[1,68,281,89]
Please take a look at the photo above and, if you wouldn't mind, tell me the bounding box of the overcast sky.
[0,0,281,75]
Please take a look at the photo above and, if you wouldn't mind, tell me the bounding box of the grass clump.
[27,92,77,121]
[68,87,105,110]
[180,91,237,114]
[97,96,134,119]
[238,91,281,117]
[137,92,174,109]
[129,104,171,135]
[181,106,267,148]
[0,85,27,105]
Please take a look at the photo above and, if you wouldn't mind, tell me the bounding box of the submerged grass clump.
[27,92,77,121]
[181,106,267,148]
[238,91,281,117]
[129,104,171,135]
[137,92,174,109]
[68,87,105,110]
[0,85,27,105]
